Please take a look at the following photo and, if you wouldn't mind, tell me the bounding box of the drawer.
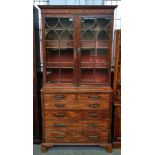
[45,130,109,143]
[44,120,110,131]
[44,100,110,110]
[44,93,76,101]
[44,110,109,121]
[78,93,110,101]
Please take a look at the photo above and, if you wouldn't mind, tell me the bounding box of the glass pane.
[98,30,109,40]
[81,69,94,83]
[60,49,74,62]
[60,49,74,68]
[97,18,110,29]
[45,17,58,29]
[95,48,109,67]
[81,30,95,40]
[80,16,111,85]
[46,30,59,48]
[81,17,96,29]
[81,49,95,62]
[81,49,95,68]
[60,30,74,48]
[46,68,59,83]
[97,30,109,48]
[81,30,95,48]
[95,69,108,83]
[46,49,59,64]
[46,30,59,40]
[60,69,74,82]
[60,18,73,28]
[45,16,75,85]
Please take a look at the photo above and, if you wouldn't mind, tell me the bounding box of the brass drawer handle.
[88,104,100,108]
[87,95,100,99]
[55,123,65,127]
[89,113,98,117]
[88,135,98,140]
[55,113,65,117]
[55,103,65,108]
[54,95,65,100]
[88,123,97,127]
[55,135,65,139]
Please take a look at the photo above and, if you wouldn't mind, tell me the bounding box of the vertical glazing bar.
[94,19,97,84]
[77,15,81,86]
[109,15,114,84]
[59,47,60,83]
[42,15,47,84]
[74,15,78,86]
[58,17,61,83]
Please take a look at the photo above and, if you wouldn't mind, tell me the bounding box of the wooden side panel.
[112,102,121,148]
[33,5,41,143]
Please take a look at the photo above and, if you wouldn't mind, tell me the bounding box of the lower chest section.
[42,91,112,143]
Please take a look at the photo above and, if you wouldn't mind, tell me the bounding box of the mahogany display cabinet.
[38,5,117,153]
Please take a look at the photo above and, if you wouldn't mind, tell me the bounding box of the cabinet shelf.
[46,40,74,48]
[46,66,74,69]
[45,28,74,31]
[46,47,74,49]
[46,68,74,83]
[80,67,108,69]
[81,47,109,49]
[81,28,109,31]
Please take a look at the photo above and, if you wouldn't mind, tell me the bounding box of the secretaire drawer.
[44,93,76,101]
[44,101,110,110]
[78,93,110,101]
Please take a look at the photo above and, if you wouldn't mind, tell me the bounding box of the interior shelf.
[80,66,108,69]
[46,49,74,62]
[46,68,74,83]
[80,68,108,84]
[46,66,74,69]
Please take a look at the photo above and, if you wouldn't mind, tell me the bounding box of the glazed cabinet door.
[78,16,112,86]
[43,16,77,86]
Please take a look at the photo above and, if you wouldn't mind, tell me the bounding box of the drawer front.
[44,120,110,131]
[44,110,109,121]
[45,130,109,143]
[78,93,110,101]
[44,93,76,101]
[44,101,110,110]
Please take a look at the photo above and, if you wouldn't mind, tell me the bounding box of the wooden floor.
[33,144,121,155]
